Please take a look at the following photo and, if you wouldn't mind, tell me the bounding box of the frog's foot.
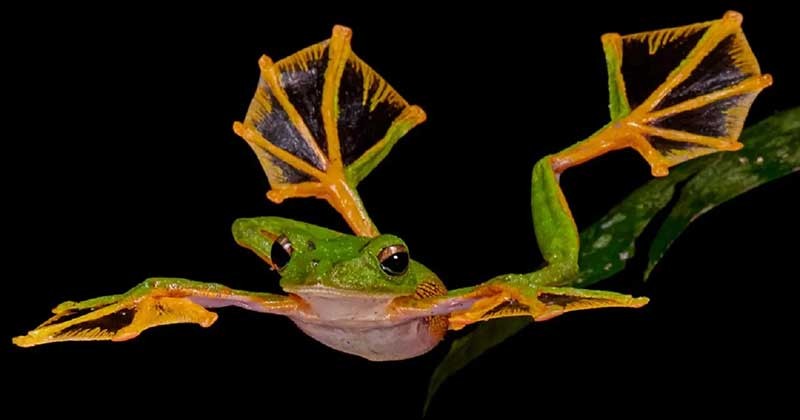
[13,278,302,347]
[392,283,648,331]
[530,286,649,322]
[552,11,771,177]
[232,25,426,237]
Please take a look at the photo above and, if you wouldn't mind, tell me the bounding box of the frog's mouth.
[283,285,404,323]
[284,284,401,298]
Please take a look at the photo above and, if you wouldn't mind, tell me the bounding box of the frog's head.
[232,217,439,296]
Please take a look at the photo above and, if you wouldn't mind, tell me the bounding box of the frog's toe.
[52,300,78,313]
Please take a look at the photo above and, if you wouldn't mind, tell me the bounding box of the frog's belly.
[290,317,445,361]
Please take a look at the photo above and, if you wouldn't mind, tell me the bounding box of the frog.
[14,11,771,361]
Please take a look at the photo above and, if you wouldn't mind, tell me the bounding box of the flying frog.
[14,12,771,361]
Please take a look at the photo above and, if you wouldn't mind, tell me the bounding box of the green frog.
[14,12,770,361]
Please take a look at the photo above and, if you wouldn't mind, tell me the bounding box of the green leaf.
[645,107,800,279]
[575,158,708,287]
[423,317,530,416]
[424,108,800,413]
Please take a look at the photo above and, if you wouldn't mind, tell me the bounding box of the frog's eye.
[378,245,409,276]
[270,235,293,270]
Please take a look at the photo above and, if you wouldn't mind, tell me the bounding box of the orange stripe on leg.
[635,125,743,150]
[266,182,326,203]
[629,133,670,177]
[233,122,328,180]
[258,55,329,170]
[550,125,636,174]
[321,25,352,171]
[643,75,773,121]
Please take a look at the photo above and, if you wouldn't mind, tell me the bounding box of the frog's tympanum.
[15,12,771,361]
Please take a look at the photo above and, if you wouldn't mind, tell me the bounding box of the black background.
[6,1,798,416]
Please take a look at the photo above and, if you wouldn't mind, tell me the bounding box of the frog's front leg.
[13,278,304,347]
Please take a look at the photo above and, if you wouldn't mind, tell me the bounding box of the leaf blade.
[575,157,709,286]
[645,108,800,278]
[424,318,530,416]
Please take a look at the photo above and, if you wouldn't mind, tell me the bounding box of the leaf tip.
[643,261,656,282]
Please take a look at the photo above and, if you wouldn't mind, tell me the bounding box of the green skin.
[231,217,432,295]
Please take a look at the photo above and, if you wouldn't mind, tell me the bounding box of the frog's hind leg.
[526,10,771,286]
[394,12,771,332]
[390,156,645,328]
[233,25,426,238]
[392,153,650,329]
[552,11,771,177]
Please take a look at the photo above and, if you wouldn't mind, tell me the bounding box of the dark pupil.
[270,240,292,270]
[381,252,409,275]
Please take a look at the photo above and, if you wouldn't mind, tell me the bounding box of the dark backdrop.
[6,1,798,416]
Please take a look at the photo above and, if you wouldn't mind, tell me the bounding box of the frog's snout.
[232,217,278,264]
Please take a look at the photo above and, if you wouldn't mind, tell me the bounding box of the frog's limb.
[391,157,645,327]
[446,286,647,330]
[233,25,426,237]
[392,283,647,331]
[531,11,769,282]
[554,11,771,177]
[395,12,770,329]
[533,11,768,282]
[526,157,580,285]
[392,158,646,328]
[12,278,304,347]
